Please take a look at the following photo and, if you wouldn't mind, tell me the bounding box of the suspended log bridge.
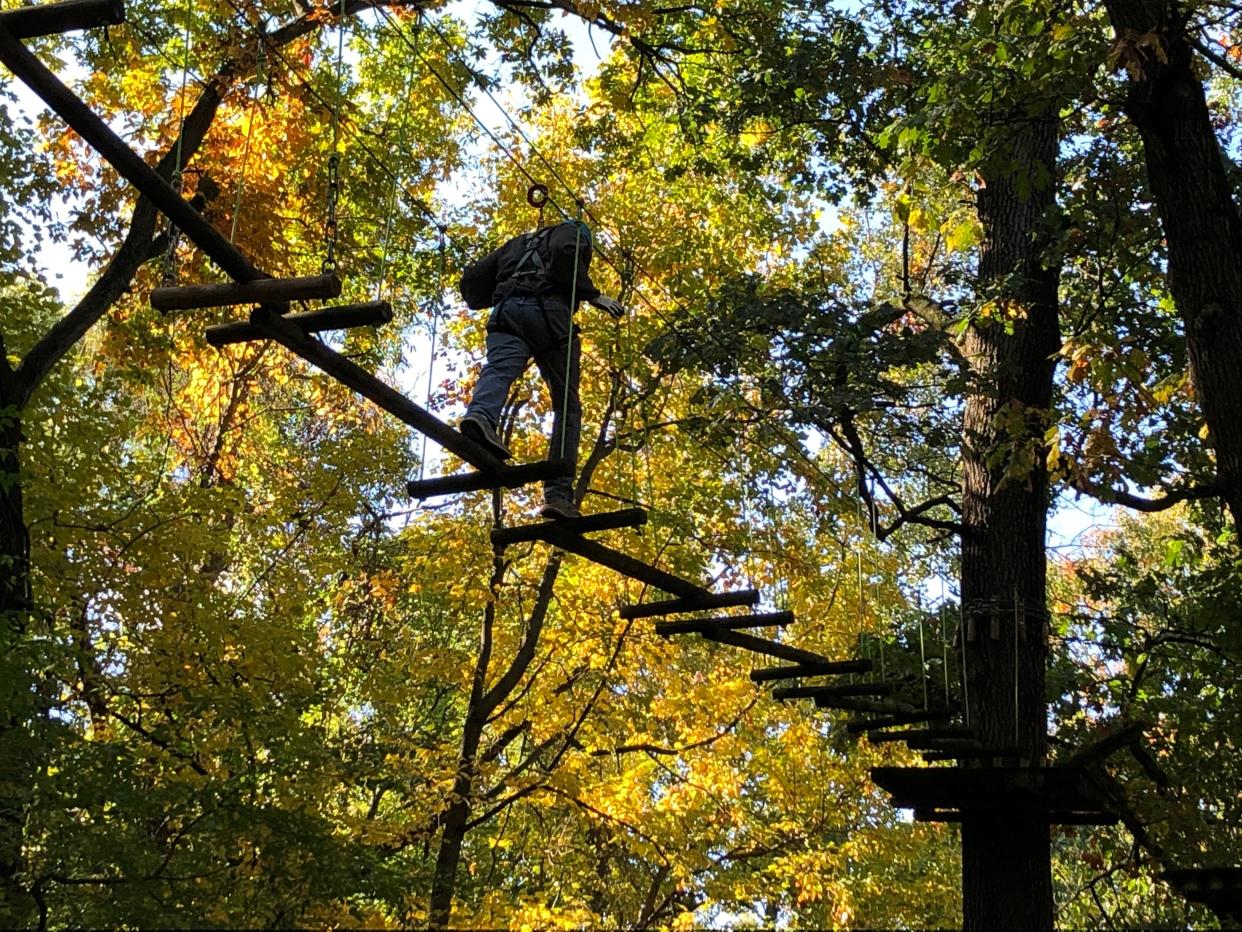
[751,658,872,683]
[653,611,793,637]
[490,507,647,547]
[870,766,1119,825]
[0,0,123,37]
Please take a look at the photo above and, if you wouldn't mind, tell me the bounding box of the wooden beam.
[207,300,393,347]
[846,709,956,733]
[248,306,503,470]
[700,629,828,666]
[751,658,872,683]
[654,611,793,637]
[490,507,647,546]
[0,26,263,283]
[618,589,760,620]
[408,459,572,499]
[922,748,1022,763]
[868,726,974,744]
[0,0,123,37]
[804,682,895,698]
[152,273,342,312]
[539,525,710,599]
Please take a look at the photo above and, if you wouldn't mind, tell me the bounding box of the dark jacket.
[459,221,601,311]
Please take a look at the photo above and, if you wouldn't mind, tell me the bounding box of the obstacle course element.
[871,766,1118,825]
[207,300,393,346]
[1162,868,1242,925]
[152,273,343,312]
[0,0,123,38]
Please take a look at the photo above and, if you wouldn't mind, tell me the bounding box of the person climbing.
[457,219,626,520]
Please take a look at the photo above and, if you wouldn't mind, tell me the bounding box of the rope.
[375,17,422,301]
[229,65,264,244]
[322,0,348,275]
[160,0,196,286]
[418,226,447,483]
[560,204,585,463]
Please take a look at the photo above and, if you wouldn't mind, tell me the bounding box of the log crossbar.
[750,658,872,683]
[248,307,503,470]
[701,629,827,667]
[872,766,1119,825]
[654,611,794,637]
[846,709,956,734]
[774,684,902,706]
[868,727,974,745]
[539,526,710,599]
[0,25,262,283]
[0,0,123,37]
[619,589,760,620]
[489,507,647,546]
[408,460,572,499]
[804,682,895,699]
[207,300,393,347]
[922,747,1022,763]
[153,273,342,313]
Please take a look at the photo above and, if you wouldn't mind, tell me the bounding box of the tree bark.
[959,112,1061,930]
[0,356,34,926]
[1102,0,1242,529]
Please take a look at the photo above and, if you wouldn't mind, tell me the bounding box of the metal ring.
[526,183,549,208]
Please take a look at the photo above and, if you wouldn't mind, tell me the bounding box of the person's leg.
[534,326,581,504]
[463,329,531,457]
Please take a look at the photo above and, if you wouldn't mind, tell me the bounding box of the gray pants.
[465,296,580,500]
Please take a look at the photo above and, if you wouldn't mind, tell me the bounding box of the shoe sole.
[539,504,581,521]
[460,419,512,460]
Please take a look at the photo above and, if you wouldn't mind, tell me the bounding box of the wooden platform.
[1162,867,1242,922]
[870,766,1118,825]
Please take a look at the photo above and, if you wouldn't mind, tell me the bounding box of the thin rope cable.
[418,227,447,483]
[561,206,585,462]
[375,20,421,300]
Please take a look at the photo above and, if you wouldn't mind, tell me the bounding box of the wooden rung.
[491,507,647,547]
[407,459,572,498]
[654,611,794,637]
[0,0,123,38]
[701,629,826,666]
[808,682,895,698]
[847,708,957,734]
[619,589,760,620]
[904,736,985,752]
[151,273,342,312]
[206,300,392,347]
[751,658,872,683]
[541,526,710,599]
[922,747,1022,763]
[812,695,917,714]
[869,727,974,744]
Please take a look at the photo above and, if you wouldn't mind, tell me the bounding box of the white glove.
[591,295,626,319]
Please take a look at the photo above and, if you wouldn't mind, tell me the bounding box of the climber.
[457,219,626,520]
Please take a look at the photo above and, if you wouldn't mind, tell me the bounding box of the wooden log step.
[873,765,1119,825]
[921,747,1022,763]
[407,459,572,498]
[206,300,392,347]
[846,708,957,734]
[700,629,826,666]
[540,526,710,600]
[654,611,794,637]
[868,727,975,745]
[810,682,895,698]
[490,507,647,547]
[904,736,985,752]
[750,658,873,683]
[812,695,918,714]
[151,272,342,312]
[619,589,759,620]
[0,0,123,37]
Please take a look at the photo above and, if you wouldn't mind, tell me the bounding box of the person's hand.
[592,295,626,319]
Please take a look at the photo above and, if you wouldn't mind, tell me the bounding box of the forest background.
[2,0,1242,928]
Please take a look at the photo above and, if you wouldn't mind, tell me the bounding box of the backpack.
[459,227,558,310]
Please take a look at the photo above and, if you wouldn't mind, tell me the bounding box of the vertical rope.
[918,611,928,710]
[559,203,585,464]
[161,0,195,286]
[417,227,447,483]
[229,73,263,244]
[1013,587,1021,748]
[322,0,348,275]
[376,16,420,300]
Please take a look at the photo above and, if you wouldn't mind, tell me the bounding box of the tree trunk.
[1103,0,1242,528]
[959,112,1061,930]
[0,362,34,926]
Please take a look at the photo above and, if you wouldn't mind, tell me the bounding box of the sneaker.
[460,414,512,460]
[539,496,581,521]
